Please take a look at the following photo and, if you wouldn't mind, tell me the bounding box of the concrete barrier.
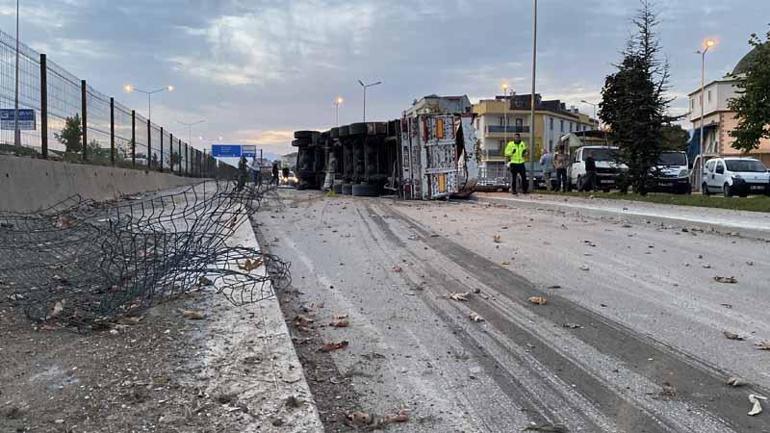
[0,155,201,212]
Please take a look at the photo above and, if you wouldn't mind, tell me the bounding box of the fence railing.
[0,28,234,179]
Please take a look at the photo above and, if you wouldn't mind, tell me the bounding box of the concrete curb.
[474,194,770,242]
[193,218,323,432]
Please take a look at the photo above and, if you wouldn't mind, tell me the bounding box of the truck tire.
[349,123,367,135]
[341,183,353,195]
[292,139,310,147]
[702,183,710,196]
[723,183,733,197]
[339,126,350,137]
[352,183,378,197]
[294,130,316,140]
[330,127,340,138]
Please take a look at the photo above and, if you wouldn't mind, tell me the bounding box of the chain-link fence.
[0,28,232,179]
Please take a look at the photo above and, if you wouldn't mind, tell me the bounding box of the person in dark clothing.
[272,162,280,185]
[582,152,597,192]
[237,155,248,191]
[282,166,289,182]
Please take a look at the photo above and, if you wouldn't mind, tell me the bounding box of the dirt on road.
[257,190,770,433]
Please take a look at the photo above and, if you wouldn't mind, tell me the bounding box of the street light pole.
[334,97,343,127]
[580,100,598,130]
[696,39,715,192]
[358,80,382,122]
[529,0,538,191]
[13,0,20,147]
[124,84,174,124]
[177,119,205,171]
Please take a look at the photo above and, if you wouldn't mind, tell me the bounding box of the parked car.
[526,161,557,190]
[702,157,770,197]
[650,151,690,194]
[569,146,627,192]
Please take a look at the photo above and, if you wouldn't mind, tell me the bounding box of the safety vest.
[505,140,527,164]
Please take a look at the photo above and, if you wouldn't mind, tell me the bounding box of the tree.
[599,0,674,195]
[728,30,770,153]
[660,125,689,151]
[55,114,82,153]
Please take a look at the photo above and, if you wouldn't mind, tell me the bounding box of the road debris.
[347,411,373,426]
[714,276,737,284]
[392,265,403,273]
[755,341,770,351]
[180,309,206,320]
[238,257,264,272]
[723,331,744,341]
[493,234,502,243]
[523,423,569,432]
[469,313,484,322]
[319,341,349,352]
[562,323,582,329]
[720,303,733,309]
[528,296,548,305]
[330,317,350,328]
[579,265,590,271]
[727,376,746,387]
[659,381,677,399]
[547,285,562,290]
[449,292,470,302]
[748,394,767,416]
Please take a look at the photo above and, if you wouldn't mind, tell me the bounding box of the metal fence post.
[110,97,115,166]
[169,133,174,173]
[185,144,189,176]
[177,139,182,175]
[159,127,164,172]
[40,53,48,159]
[131,110,136,166]
[147,118,152,169]
[81,80,87,161]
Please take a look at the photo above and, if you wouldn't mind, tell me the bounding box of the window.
[499,116,505,126]
[691,98,695,110]
[707,90,712,103]
[515,118,523,128]
[560,120,564,132]
[569,122,573,132]
[549,118,554,130]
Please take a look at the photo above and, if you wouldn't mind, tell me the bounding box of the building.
[472,94,595,179]
[688,46,770,165]
[404,94,472,116]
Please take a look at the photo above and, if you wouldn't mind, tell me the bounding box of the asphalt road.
[257,190,770,433]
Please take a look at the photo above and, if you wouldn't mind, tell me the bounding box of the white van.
[702,157,770,197]
[569,146,627,192]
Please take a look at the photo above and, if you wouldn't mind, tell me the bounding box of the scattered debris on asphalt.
[469,313,484,322]
[523,423,569,432]
[493,234,502,243]
[347,411,373,426]
[659,381,677,399]
[714,276,738,284]
[346,409,410,428]
[294,314,315,328]
[449,292,470,302]
[562,323,582,329]
[579,265,590,271]
[755,341,770,351]
[319,341,349,352]
[720,303,733,309]
[330,317,350,328]
[547,285,562,290]
[238,257,264,272]
[180,309,206,320]
[528,296,548,305]
[727,377,746,387]
[392,265,403,273]
[723,331,744,341]
[748,394,767,416]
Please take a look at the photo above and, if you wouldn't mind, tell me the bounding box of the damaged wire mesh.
[0,181,289,327]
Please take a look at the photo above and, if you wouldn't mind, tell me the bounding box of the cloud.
[170,1,377,86]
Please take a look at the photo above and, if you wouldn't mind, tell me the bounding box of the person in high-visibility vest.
[504,133,529,194]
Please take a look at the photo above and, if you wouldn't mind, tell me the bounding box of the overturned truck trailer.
[291,94,479,200]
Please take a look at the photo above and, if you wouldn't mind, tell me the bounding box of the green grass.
[538,190,770,213]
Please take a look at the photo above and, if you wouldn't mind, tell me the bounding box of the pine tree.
[728,29,770,153]
[599,0,674,195]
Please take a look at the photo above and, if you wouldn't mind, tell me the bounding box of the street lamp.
[528,0,538,191]
[177,119,206,148]
[696,39,716,192]
[580,100,599,130]
[358,80,382,122]
[124,84,174,124]
[334,96,343,127]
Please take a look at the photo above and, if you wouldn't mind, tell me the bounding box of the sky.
[1,0,768,157]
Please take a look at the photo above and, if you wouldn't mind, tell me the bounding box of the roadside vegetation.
[540,190,770,213]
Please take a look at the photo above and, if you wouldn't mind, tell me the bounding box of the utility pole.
[528,0,538,191]
[696,39,715,192]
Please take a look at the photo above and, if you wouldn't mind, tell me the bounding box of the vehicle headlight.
[733,174,742,179]
[678,169,689,178]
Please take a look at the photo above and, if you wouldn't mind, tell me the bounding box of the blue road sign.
[0,109,35,130]
[242,145,256,158]
[211,144,242,158]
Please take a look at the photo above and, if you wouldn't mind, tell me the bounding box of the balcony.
[486,125,529,134]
